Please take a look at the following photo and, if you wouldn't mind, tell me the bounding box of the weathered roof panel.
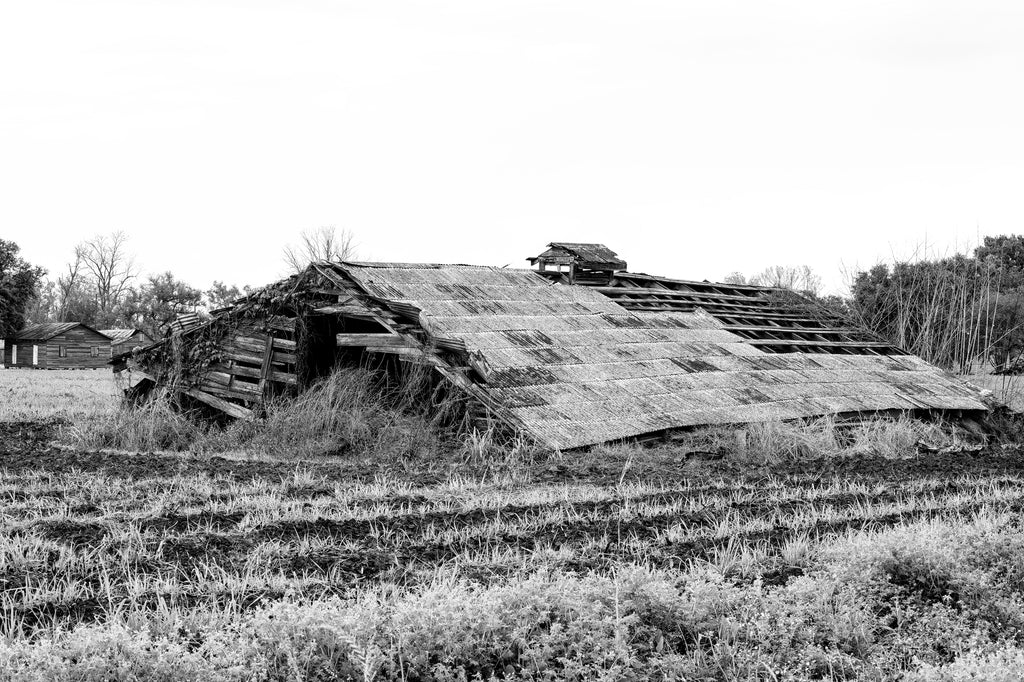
[338,263,986,449]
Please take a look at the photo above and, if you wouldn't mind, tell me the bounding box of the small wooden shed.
[2,323,113,369]
[527,242,627,285]
[100,329,154,357]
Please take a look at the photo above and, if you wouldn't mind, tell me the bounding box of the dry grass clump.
[966,372,1024,412]
[225,368,445,460]
[72,368,449,460]
[67,388,212,451]
[672,414,970,463]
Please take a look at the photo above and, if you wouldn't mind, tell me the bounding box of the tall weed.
[71,369,447,460]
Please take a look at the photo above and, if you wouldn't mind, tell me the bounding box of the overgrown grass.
[967,372,1024,412]
[0,368,120,422]
[670,414,970,463]
[72,370,977,466]
[71,368,453,460]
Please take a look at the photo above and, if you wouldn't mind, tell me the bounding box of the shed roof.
[529,243,627,269]
[100,329,148,344]
[11,322,110,342]
[337,263,986,449]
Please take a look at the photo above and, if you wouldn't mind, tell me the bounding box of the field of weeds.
[3,369,1024,679]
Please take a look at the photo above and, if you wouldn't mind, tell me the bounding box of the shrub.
[0,623,247,682]
[907,646,1024,681]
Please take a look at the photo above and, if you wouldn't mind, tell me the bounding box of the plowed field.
[4,419,1024,637]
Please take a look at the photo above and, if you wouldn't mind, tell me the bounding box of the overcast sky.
[3,0,1023,294]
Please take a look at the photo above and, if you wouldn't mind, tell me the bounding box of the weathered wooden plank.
[231,335,268,354]
[273,337,296,351]
[313,305,378,317]
[258,335,275,394]
[200,379,261,401]
[219,348,298,367]
[722,324,848,334]
[209,362,297,385]
[364,346,428,357]
[183,388,254,420]
[722,325,881,339]
[203,371,261,394]
[744,339,898,349]
[219,348,263,366]
[597,286,773,305]
[709,312,844,324]
[336,333,417,347]
[609,296,772,312]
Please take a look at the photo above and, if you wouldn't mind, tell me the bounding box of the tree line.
[725,236,1024,373]
[10,231,244,340]
[0,227,356,340]
[4,229,1024,373]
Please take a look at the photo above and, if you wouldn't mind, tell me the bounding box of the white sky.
[3,0,1023,295]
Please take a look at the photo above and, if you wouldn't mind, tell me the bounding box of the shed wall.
[45,327,112,369]
[3,339,46,368]
[111,332,153,357]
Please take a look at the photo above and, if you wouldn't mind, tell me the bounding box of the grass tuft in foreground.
[5,511,1024,680]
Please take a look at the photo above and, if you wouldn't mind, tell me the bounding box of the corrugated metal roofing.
[100,329,143,344]
[339,264,986,449]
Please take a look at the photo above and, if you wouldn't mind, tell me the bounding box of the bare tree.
[723,272,747,285]
[750,265,823,296]
[55,249,86,322]
[283,227,358,274]
[77,232,138,319]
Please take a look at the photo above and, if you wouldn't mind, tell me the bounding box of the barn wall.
[44,327,112,369]
[2,339,46,368]
[111,332,153,357]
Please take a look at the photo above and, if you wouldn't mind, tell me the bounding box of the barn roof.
[100,329,148,344]
[114,253,990,449]
[11,322,111,342]
[330,262,986,449]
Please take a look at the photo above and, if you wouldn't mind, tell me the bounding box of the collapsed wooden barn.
[114,244,989,449]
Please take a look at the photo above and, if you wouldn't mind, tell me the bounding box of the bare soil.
[5,419,1023,486]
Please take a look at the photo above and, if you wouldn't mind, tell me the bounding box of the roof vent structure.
[527,242,627,285]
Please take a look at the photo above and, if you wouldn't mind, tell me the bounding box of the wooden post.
[258,334,275,397]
